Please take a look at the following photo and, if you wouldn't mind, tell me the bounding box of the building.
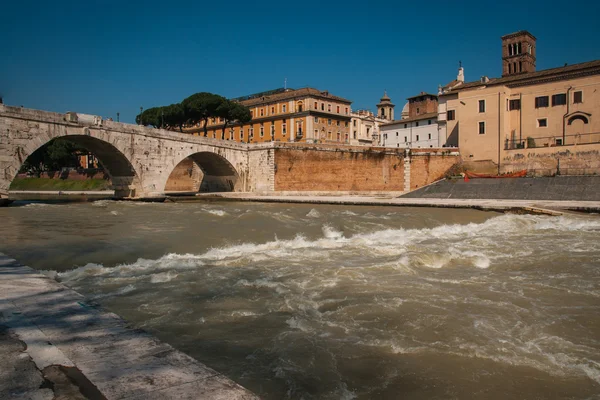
[439,30,600,173]
[379,92,444,148]
[348,92,394,145]
[188,87,353,144]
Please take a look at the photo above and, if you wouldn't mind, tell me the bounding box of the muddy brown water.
[1,200,599,399]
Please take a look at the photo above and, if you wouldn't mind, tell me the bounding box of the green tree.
[163,103,186,131]
[136,107,162,128]
[20,138,90,174]
[217,101,252,139]
[182,92,225,136]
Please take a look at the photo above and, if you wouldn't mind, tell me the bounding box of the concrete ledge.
[183,192,600,214]
[0,253,258,400]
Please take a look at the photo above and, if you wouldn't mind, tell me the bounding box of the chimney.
[480,76,489,83]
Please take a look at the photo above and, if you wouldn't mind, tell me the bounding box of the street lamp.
[139,106,143,125]
[116,112,120,122]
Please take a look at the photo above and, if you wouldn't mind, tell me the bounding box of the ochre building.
[187,88,353,144]
[438,30,600,172]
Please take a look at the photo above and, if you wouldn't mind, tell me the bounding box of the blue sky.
[2,0,599,123]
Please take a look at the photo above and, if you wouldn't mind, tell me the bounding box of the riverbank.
[10,177,111,191]
[0,253,258,400]
[179,192,600,215]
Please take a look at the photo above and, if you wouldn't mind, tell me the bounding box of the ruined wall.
[501,143,600,176]
[274,144,405,191]
[409,150,461,190]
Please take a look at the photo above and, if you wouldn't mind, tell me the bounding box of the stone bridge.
[0,105,274,201]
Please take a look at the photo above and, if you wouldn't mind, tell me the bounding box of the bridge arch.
[3,132,142,199]
[162,150,244,194]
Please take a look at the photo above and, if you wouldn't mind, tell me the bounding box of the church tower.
[377,91,395,121]
[501,30,536,77]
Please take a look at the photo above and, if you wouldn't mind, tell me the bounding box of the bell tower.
[501,30,536,77]
[376,91,395,121]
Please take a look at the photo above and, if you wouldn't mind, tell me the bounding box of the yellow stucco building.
[439,31,600,173]
[187,87,352,144]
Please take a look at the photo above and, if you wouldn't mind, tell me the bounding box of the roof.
[239,87,352,106]
[501,30,536,40]
[379,112,438,127]
[407,92,438,100]
[440,59,600,96]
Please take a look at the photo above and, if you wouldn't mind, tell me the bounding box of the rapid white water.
[2,201,599,399]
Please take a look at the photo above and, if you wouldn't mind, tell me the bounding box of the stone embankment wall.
[273,144,460,192]
[409,149,462,191]
[16,169,108,181]
[402,176,600,201]
[501,144,600,176]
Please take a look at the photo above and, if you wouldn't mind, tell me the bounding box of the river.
[1,200,599,399]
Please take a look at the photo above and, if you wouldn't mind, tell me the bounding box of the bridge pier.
[0,191,14,207]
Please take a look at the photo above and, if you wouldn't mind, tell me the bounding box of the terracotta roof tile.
[239,88,352,106]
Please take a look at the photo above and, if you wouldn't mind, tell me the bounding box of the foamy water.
[1,201,599,399]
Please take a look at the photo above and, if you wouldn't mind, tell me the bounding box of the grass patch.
[10,178,111,191]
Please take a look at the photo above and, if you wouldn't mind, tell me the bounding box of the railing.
[505,132,600,150]
[524,167,600,177]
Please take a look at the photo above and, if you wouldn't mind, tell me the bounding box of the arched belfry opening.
[165,152,240,193]
[9,135,140,198]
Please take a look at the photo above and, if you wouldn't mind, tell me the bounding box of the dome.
[401,102,409,118]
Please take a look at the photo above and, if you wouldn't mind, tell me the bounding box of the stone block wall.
[273,145,405,191]
[501,143,600,176]
[409,150,461,190]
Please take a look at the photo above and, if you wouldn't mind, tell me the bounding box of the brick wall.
[274,145,405,191]
[164,158,202,192]
[409,150,461,190]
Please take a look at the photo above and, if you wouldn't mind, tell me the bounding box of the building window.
[336,121,340,126]
[404,123,408,128]
[479,100,486,113]
[260,123,264,137]
[353,120,356,127]
[297,103,303,112]
[552,93,567,106]
[314,116,319,123]
[573,91,583,104]
[478,121,485,134]
[428,133,431,140]
[416,135,419,141]
[404,137,407,143]
[535,96,549,108]
[509,99,521,110]
[337,132,341,141]
[416,107,420,114]
[353,131,357,139]
[416,121,419,127]
[328,119,332,125]
[428,120,432,125]
[345,107,349,115]
[314,129,319,138]
[270,124,275,137]
[537,118,547,128]
[321,103,325,111]
[328,104,332,112]
[249,127,254,137]
[240,127,244,140]
[271,106,275,114]
[396,132,399,137]
[344,121,348,127]
[366,127,370,135]
[447,110,455,120]
[260,109,264,116]
[314,102,318,109]
[337,106,340,113]
[283,104,287,113]
[328,131,332,140]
